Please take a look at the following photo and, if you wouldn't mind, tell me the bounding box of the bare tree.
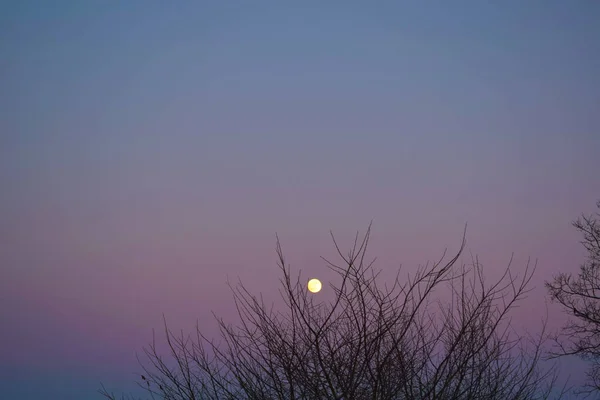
[102,226,566,400]
[547,200,600,395]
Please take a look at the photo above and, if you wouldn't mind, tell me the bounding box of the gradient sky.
[1,1,599,399]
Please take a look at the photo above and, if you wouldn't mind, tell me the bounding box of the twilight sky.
[1,1,599,399]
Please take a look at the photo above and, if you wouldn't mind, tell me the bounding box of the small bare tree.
[547,200,600,395]
[102,226,566,400]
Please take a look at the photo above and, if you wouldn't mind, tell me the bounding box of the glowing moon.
[307,278,322,293]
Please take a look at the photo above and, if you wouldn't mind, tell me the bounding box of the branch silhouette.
[547,200,600,396]
[102,225,567,399]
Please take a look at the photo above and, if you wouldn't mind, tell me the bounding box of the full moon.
[307,278,322,293]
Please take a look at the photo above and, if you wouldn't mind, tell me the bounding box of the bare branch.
[104,225,566,399]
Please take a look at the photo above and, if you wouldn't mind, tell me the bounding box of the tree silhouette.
[102,226,566,399]
[547,200,600,395]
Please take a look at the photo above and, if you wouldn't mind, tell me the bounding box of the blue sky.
[1,1,599,398]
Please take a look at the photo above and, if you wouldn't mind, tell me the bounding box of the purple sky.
[1,1,599,398]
